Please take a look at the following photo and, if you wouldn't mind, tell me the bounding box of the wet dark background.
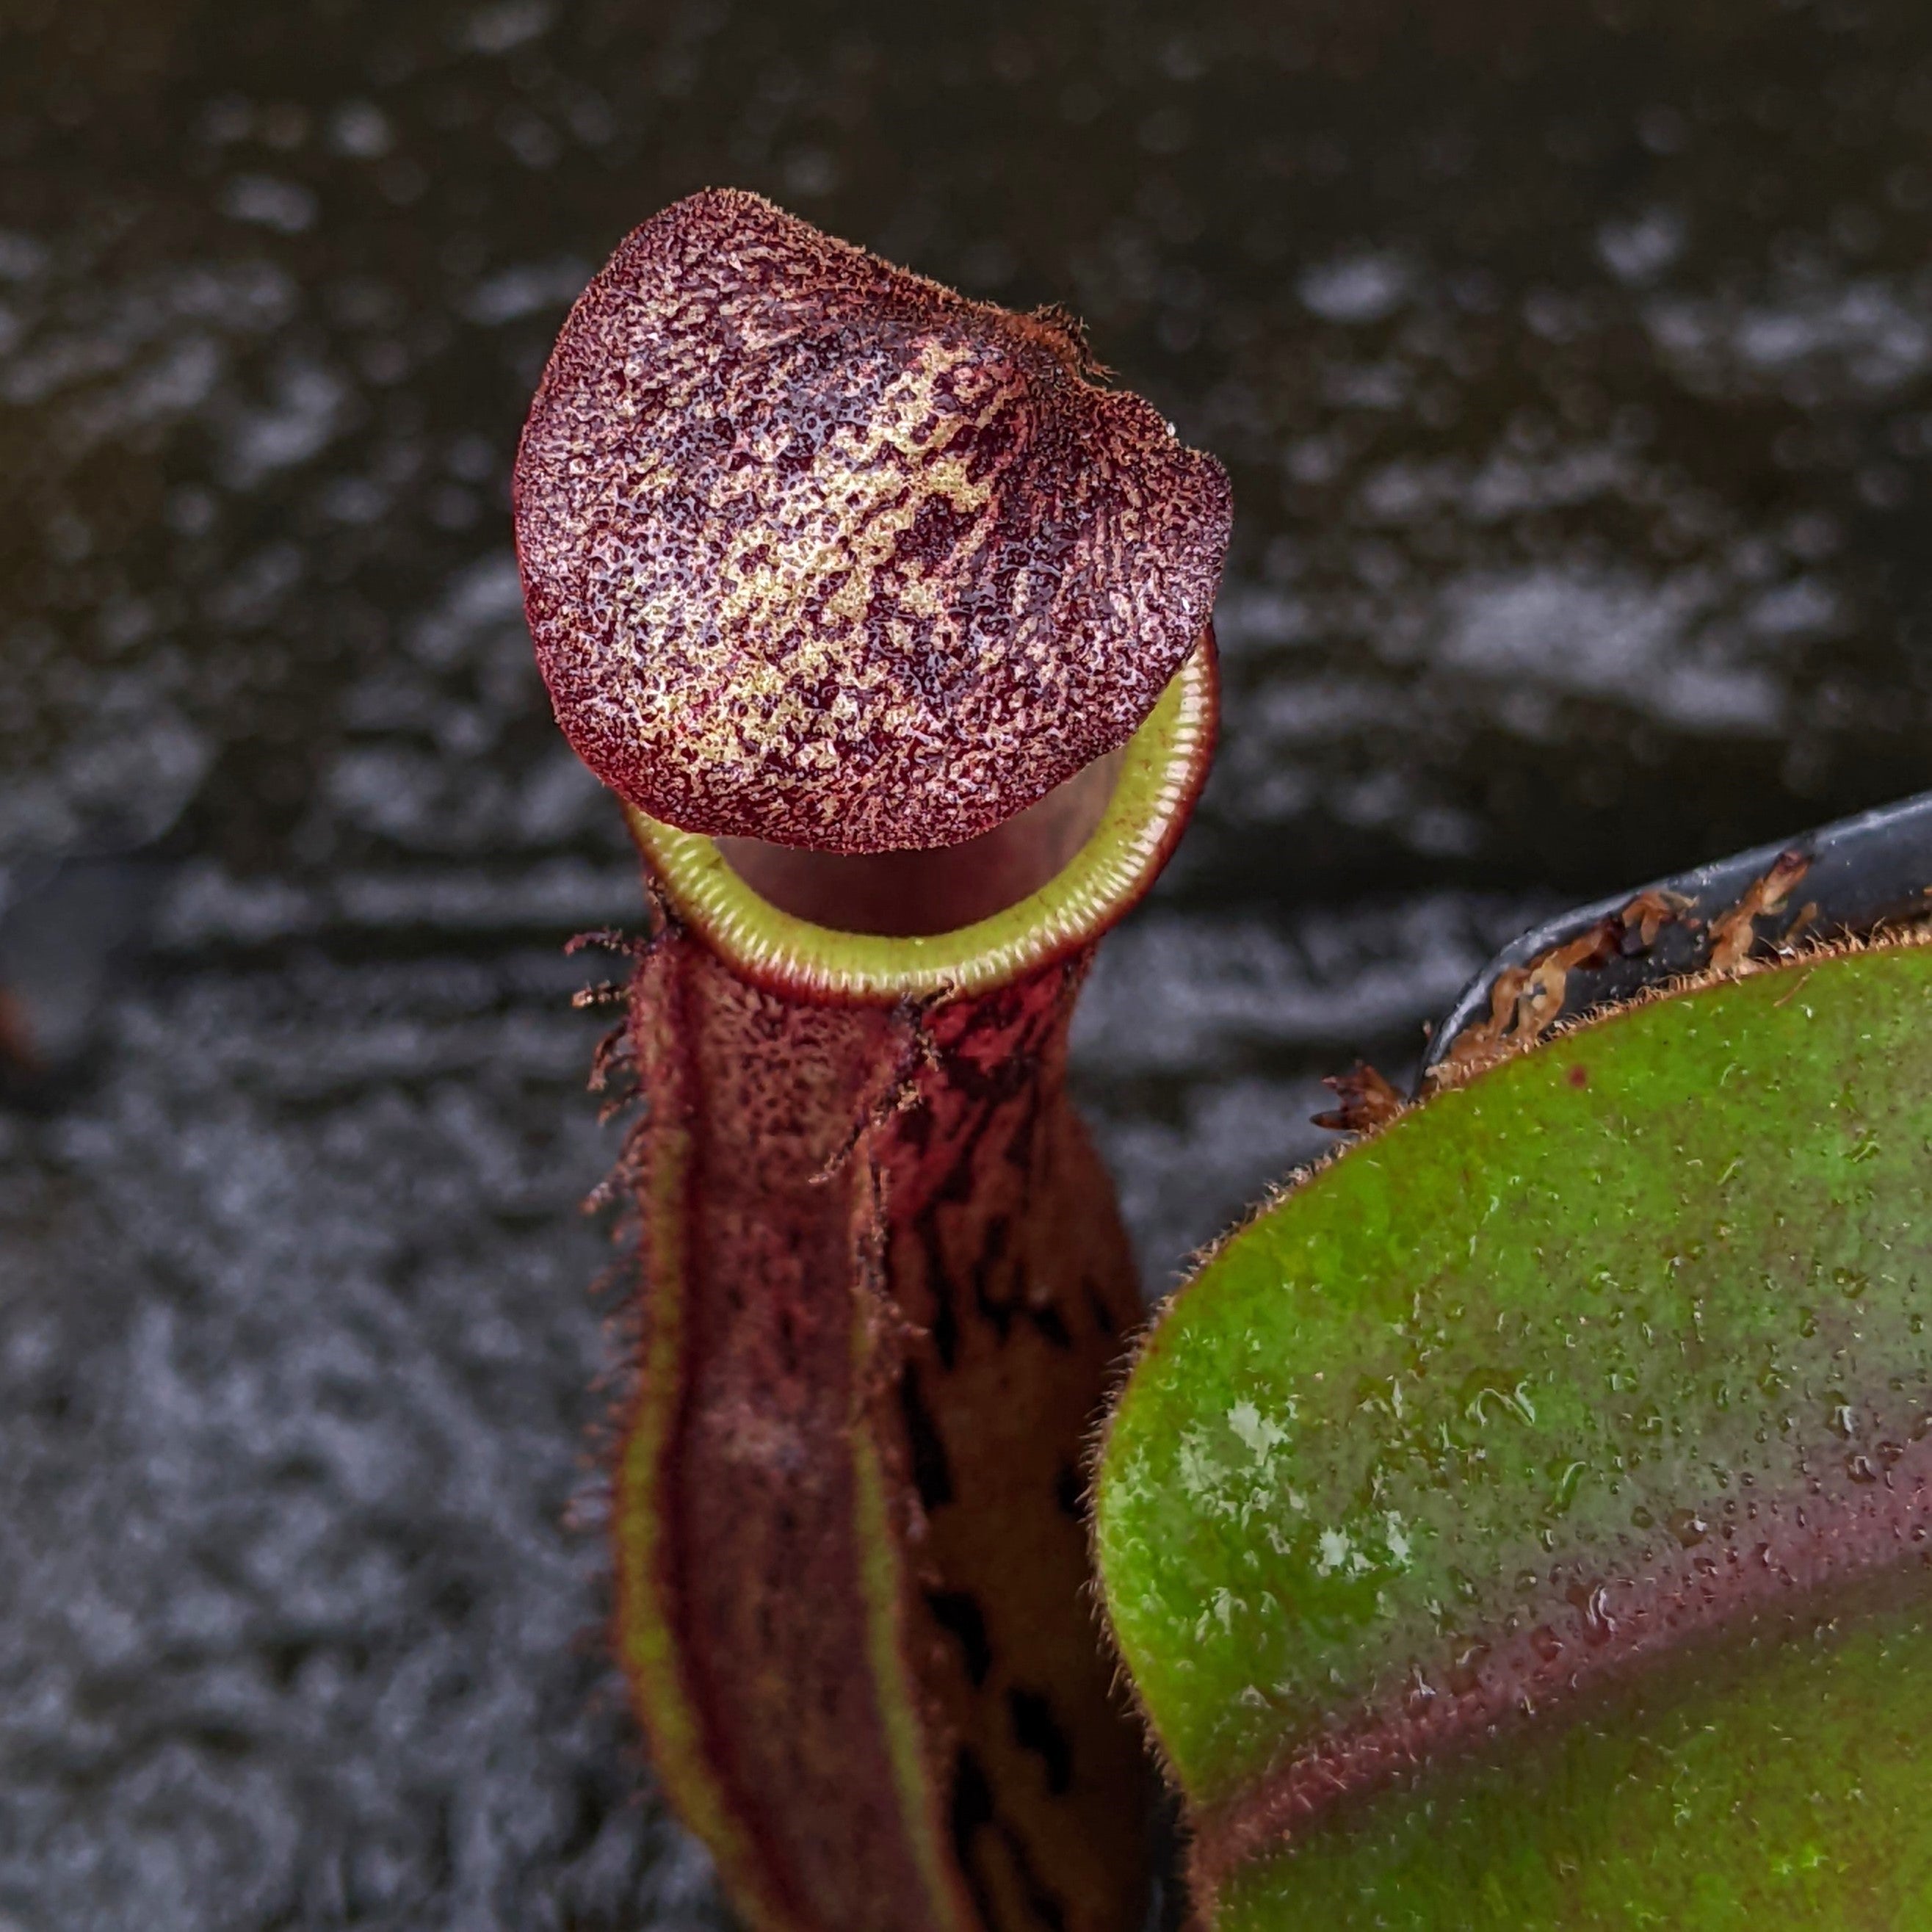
[3,0,1931,1925]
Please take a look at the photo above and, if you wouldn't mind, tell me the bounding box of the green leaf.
[1094,939,1932,1926]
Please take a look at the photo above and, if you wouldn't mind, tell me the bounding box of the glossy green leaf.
[1095,940,1932,1926]
[1215,1577,1932,1929]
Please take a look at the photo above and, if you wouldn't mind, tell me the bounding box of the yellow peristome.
[624,645,1216,1005]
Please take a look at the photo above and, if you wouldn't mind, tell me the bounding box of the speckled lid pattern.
[514,188,1230,853]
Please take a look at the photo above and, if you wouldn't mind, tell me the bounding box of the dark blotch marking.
[1568,1063,1589,1088]
[928,1590,994,1687]
[951,1747,1069,1932]
[1054,1462,1085,1523]
[899,1097,935,1151]
[1028,1300,1072,1350]
[1085,1278,1118,1337]
[972,1213,1019,1343]
[901,1363,954,1508]
[911,1201,963,1371]
[1007,1686,1074,1795]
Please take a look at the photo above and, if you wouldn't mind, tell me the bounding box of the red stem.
[613,919,1150,1932]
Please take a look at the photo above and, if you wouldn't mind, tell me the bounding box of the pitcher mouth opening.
[623,632,1220,1006]
[712,742,1131,940]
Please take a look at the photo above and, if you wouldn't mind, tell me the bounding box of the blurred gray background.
[4,0,1932,1924]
